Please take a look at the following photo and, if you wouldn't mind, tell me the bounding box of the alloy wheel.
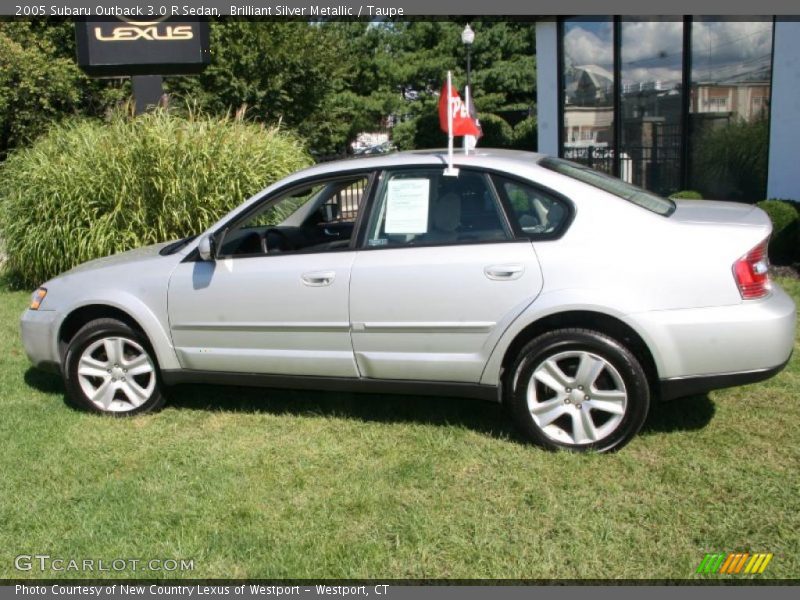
[76,336,157,413]
[526,350,628,445]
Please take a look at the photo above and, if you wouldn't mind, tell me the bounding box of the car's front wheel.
[506,328,650,452]
[64,318,166,415]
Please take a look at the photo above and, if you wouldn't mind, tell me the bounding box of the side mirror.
[197,234,215,261]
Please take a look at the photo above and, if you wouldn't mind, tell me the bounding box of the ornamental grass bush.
[0,109,311,286]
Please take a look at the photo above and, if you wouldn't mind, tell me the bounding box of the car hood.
[62,241,175,276]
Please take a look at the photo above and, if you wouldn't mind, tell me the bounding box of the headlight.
[30,288,47,310]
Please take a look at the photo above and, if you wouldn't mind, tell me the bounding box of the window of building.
[559,16,774,202]
[561,17,615,174]
[619,18,684,197]
[688,18,773,201]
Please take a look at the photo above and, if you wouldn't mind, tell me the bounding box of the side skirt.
[161,369,500,402]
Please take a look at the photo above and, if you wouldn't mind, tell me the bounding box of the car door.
[167,174,372,378]
[349,167,545,384]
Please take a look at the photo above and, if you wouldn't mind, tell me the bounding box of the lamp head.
[462,24,475,46]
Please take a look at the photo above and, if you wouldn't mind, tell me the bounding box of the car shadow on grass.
[24,368,716,443]
[170,383,529,442]
[166,384,716,440]
[641,394,716,435]
[24,367,64,394]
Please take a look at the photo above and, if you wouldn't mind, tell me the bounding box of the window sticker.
[385,178,429,234]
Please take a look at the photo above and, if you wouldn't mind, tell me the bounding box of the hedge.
[670,190,703,200]
[512,117,537,151]
[0,109,311,286]
[479,114,514,149]
[756,199,799,265]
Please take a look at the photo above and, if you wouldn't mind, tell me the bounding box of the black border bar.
[7,2,800,17]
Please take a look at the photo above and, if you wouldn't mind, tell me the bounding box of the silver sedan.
[20,150,796,452]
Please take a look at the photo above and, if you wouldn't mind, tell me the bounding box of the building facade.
[536,17,800,202]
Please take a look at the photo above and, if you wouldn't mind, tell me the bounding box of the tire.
[505,328,650,453]
[63,318,166,416]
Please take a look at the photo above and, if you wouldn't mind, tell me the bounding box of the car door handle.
[301,271,336,287]
[484,264,524,281]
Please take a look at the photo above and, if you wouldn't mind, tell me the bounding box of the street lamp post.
[461,24,475,153]
[462,24,474,94]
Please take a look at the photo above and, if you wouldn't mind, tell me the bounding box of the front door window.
[218,176,370,256]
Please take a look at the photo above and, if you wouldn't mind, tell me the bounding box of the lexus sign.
[76,17,210,77]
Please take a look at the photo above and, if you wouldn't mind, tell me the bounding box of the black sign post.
[75,18,210,113]
[132,75,166,114]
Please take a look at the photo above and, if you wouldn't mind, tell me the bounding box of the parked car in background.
[21,150,796,452]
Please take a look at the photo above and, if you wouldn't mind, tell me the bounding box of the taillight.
[733,239,770,299]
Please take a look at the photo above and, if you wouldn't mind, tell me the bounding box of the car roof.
[206,148,565,235]
[291,148,549,181]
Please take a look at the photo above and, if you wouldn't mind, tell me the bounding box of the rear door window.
[364,169,512,248]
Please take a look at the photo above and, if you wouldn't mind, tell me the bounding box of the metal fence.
[563,146,615,175]
[564,122,683,196]
[327,178,368,222]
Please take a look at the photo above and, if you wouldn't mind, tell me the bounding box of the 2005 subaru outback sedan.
[21,150,796,452]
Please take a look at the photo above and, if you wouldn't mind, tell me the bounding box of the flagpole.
[446,71,455,174]
[448,71,453,159]
[463,84,470,155]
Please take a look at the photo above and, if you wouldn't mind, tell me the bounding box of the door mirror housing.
[197,234,216,261]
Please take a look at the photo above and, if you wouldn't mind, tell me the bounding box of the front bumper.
[20,309,61,373]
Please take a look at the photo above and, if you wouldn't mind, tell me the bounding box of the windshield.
[539,157,676,216]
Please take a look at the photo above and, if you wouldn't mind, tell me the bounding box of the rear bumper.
[632,284,796,382]
[659,353,791,401]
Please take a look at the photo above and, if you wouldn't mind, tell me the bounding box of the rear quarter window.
[491,175,572,240]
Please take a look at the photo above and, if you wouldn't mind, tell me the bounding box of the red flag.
[438,81,481,137]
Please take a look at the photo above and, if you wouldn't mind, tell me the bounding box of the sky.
[563,18,773,86]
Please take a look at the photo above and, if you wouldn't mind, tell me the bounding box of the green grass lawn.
[1,279,798,580]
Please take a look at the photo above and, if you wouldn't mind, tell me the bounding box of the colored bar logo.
[696,552,773,574]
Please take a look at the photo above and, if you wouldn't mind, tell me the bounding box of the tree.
[0,20,128,158]
[0,20,538,159]
[384,21,537,150]
[165,21,354,156]
[166,20,537,154]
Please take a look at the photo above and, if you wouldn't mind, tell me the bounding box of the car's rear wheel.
[64,318,166,415]
[505,328,649,452]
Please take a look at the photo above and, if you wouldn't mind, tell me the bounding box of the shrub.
[691,116,768,201]
[0,109,311,286]
[670,190,703,200]
[511,116,537,151]
[478,114,514,148]
[0,28,83,159]
[756,199,799,265]
[391,112,446,151]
